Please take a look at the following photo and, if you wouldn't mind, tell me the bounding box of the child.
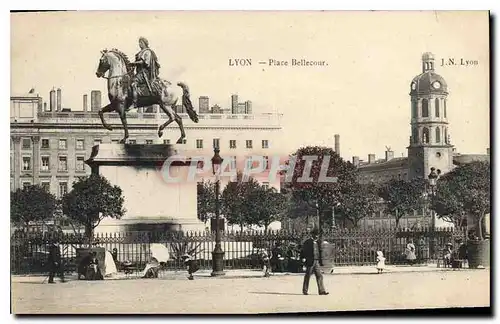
[376,251,386,274]
[182,254,199,280]
[260,249,271,277]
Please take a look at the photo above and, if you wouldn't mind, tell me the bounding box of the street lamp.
[427,167,441,260]
[211,146,225,277]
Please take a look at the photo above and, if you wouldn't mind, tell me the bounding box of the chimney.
[56,88,62,111]
[91,90,102,111]
[352,156,360,167]
[245,100,253,114]
[49,88,56,112]
[368,154,376,164]
[385,149,394,161]
[334,134,340,155]
[231,94,238,114]
[83,94,88,112]
[43,102,47,112]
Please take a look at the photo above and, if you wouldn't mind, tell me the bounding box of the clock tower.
[407,52,454,179]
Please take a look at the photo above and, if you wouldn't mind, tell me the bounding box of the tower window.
[435,98,440,117]
[435,127,441,143]
[422,127,430,144]
[421,99,429,117]
[444,128,448,144]
[412,127,419,144]
[444,99,447,118]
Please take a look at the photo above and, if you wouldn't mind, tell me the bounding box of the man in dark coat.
[47,243,65,284]
[300,229,329,295]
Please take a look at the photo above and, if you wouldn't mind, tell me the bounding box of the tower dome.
[410,52,448,94]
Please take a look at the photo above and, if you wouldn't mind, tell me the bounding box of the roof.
[411,71,448,94]
[453,154,490,165]
[358,157,408,171]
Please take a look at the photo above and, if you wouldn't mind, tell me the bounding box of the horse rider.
[130,37,161,108]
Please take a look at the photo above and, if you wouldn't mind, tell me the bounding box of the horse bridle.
[101,70,134,79]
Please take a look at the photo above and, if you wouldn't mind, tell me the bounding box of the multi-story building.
[351,52,490,230]
[10,90,285,202]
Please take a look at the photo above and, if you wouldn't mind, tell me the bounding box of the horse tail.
[177,82,199,123]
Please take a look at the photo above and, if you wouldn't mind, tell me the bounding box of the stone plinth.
[85,144,205,234]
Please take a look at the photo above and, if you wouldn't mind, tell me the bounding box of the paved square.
[11,270,489,314]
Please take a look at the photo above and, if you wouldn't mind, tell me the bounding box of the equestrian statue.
[95,37,199,144]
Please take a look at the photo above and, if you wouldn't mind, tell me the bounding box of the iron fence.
[10,227,467,276]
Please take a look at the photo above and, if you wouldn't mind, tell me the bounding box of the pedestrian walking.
[260,248,271,277]
[300,229,329,296]
[47,243,65,284]
[376,251,386,274]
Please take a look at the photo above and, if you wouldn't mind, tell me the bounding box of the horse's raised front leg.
[98,103,115,131]
[117,103,129,144]
[157,103,175,138]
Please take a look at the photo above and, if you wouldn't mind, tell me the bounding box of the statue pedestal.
[85,144,205,234]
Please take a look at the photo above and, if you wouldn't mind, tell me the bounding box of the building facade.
[10,91,285,203]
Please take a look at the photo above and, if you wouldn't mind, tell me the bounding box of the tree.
[285,146,358,232]
[246,186,287,231]
[431,161,490,240]
[11,184,57,228]
[220,172,260,232]
[61,174,125,245]
[197,179,216,225]
[336,183,381,227]
[378,178,427,227]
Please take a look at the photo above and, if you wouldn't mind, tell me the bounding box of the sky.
[10,11,490,161]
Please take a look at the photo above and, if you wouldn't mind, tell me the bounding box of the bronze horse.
[95,49,198,144]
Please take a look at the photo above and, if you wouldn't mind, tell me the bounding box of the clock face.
[432,81,441,89]
[411,82,416,90]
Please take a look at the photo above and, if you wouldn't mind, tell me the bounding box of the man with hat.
[300,227,329,296]
[47,242,65,284]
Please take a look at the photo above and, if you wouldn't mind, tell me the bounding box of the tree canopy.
[284,146,358,231]
[336,183,381,227]
[431,161,490,239]
[197,179,216,225]
[377,178,427,227]
[61,174,125,243]
[245,186,287,231]
[11,184,57,228]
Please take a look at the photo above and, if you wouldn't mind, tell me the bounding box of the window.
[76,139,85,150]
[435,127,441,143]
[22,156,31,171]
[230,156,237,170]
[22,182,31,189]
[435,98,440,117]
[229,140,236,149]
[444,128,448,144]
[262,140,269,149]
[263,182,270,189]
[94,139,102,146]
[59,139,67,150]
[263,156,269,170]
[41,181,50,192]
[246,157,253,169]
[111,139,119,144]
[246,140,253,149]
[196,139,203,149]
[22,138,31,150]
[213,138,220,149]
[412,127,419,144]
[146,140,154,145]
[422,127,430,144]
[182,139,187,145]
[58,156,68,171]
[163,139,170,144]
[58,182,68,198]
[421,99,429,117]
[41,156,50,171]
[41,139,50,149]
[129,139,137,144]
[444,99,447,118]
[76,156,85,171]
[411,101,417,119]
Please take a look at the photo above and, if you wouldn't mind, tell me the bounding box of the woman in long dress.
[406,240,417,266]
